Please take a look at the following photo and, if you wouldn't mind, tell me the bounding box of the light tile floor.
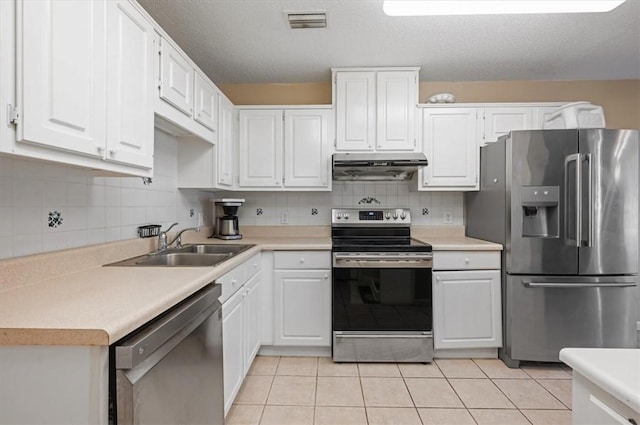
[226,356,573,425]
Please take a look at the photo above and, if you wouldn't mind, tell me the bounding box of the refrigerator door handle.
[581,153,593,247]
[523,281,637,288]
[564,153,581,247]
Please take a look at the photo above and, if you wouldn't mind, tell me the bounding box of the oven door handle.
[333,254,433,269]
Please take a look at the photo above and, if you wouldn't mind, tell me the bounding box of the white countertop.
[560,348,640,413]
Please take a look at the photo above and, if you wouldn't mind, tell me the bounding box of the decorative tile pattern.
[47,210,63,228]
[256,208,263,216]
[311,208,318,215]
[422,208,430,215]
[358,196,381,205]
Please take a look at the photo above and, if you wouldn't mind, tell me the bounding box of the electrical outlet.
[443,211,453,224]
[281,211,289,224]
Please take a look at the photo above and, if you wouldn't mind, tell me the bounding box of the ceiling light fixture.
[382,0,627,16]
[286,12,327,29]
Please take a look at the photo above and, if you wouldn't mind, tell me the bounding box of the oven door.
[332,252,433,362]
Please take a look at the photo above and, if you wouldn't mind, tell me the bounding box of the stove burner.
[331,208,431,253]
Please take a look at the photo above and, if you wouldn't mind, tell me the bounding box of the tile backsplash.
[1,130,464,260]
[217,183,464,227]
[0,130,209,260]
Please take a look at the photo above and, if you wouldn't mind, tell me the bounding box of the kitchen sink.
[135,253,231,267]
[177,244,250,255]
[105,244,254,267]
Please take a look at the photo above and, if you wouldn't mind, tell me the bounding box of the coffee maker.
[212,198,244,240]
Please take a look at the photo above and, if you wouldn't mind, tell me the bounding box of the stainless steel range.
[331,208,433,363]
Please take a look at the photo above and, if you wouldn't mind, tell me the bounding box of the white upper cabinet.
[217,93,234,187]
[421,108,478,190]
[283,109,332,188]
[238,110,283,188]
[334,67,419,152]
[19,0,107,157]
[194,71,218,132]
[159,39,194,117]
[14,0,154,176]
[237,107,333,191]
[376,71,417,151]
[481,107,533,146]
[335,72,376,151]
[105,0,155,169]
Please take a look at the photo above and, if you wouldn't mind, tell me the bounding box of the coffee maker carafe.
[212,198,244,240]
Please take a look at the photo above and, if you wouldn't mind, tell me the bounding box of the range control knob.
[392,212,399,220]
[344,213,350,220]
[385,212,391,220]
[336,212,342,219]
[400,212,406,220]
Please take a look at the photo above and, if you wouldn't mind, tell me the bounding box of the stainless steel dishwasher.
[112,284,223,425]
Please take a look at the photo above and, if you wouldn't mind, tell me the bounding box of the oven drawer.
[433,251,500,271]
[333,331,433,363]
[274,251,331,269]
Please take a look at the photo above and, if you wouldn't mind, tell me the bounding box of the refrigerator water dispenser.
[521,186,559,237]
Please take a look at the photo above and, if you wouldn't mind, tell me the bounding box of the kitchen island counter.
[560,348,640,417]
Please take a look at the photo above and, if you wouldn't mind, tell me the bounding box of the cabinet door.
[222,288,244,415]
[482,107,534,146]
[376,71,417,151]
[105,0,154,169]
[433,270,502,349]
[159,39,194,117]
[335,72,375,151]
[194,72,218,131]
[243,272,262,372]
[238,110,283,187]
[217,94,234,188]
[19,0,107,157]
[422,108,478,189]
[533,105,562,129]
[273,269,331,346]
[283,109,331,188]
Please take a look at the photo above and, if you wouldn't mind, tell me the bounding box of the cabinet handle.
[465,258,470,264]
[436,277,441,282]
[109,149,117,156]
[324,274,328,279]
[231,279,237,286]
[97,146,105,154]
[300,258,305,264]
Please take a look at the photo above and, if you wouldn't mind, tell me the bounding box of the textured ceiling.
[137,0,640,84]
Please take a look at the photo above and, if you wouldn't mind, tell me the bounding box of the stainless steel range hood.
[332,152,428,181]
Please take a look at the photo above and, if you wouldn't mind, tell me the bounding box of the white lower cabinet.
[220,253,262,415]
[432,251,502,350]
[222,286,244,415]
[273,251,331,346]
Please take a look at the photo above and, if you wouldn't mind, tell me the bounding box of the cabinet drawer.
[274,251,331,269]
[433,251,500,270]
[244,252,262,280]
[218,265,245,304]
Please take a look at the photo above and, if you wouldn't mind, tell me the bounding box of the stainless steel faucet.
[157,223,200,251]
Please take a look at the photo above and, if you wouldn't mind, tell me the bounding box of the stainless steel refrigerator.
[466,129,638,368]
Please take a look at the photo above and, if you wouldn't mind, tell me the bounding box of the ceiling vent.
[286,12,327,29]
